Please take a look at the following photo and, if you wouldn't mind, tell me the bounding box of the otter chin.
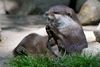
[45,5,88,55]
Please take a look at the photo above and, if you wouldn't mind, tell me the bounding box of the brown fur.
[45,5,80,24]
[13,5,88,57]
[13,33,55,57]
[45,5,88,54]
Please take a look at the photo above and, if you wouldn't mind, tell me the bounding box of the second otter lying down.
[13,33,60,57]
[13,5,88,57]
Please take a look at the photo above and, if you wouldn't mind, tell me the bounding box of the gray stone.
[94,23,100,42]
[0,0,18,15]
[78,0,100,25]
[1,0,86,15]
[75,0,86,12]
[4,0,71,15]
[4,0,19,14]
[0,0,6,14]
[0,24,1,42]
[82,42,100,56]
[12,0,86,15]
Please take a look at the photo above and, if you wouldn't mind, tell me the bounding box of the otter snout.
[44,12,56,22]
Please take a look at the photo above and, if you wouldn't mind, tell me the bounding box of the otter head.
[45,5,80,28]
[45,5,80,25]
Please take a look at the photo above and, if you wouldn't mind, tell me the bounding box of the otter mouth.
[47,17,55,22]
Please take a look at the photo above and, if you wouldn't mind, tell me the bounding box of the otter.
[13,5,88,57]
[13,33,60,57]
[45,5,88,55]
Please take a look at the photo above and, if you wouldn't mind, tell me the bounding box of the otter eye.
[67,13,72,17]
[53,12,59,14]
[67,13,70,16]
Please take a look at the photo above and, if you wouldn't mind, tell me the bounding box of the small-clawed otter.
[45,5,88,55]
[13,33,59,57]
[13,5,88,57]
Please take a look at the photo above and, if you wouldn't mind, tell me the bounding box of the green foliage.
[9,54,100,67]
[53,54,100,67]
[9,55,53,67]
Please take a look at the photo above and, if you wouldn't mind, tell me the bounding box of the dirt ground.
[0,25,100,67]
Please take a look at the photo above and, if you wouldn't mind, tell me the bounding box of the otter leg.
[46,24,68,56]
[13,46,28,56]
[46,25,61,56]
[46,25,57,47]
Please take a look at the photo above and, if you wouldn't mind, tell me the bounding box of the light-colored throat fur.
[54,14,78,29]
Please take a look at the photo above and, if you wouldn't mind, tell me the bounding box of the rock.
[2,0,86,15]
[13,0,86,15]
[82,42,100,56]
[94,23,100,42]
[5,0,71,15]
[75,0,86,13]
[78,0,100,25]
[0,0,18,15]
[4,0,19,14]
[0,0,6,14]
[0,24,1,42]
[84,30,96,42]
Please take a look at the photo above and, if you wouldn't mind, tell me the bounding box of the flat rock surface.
[0,25,100,67]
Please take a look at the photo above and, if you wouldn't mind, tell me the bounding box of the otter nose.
[44,12,55,22]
